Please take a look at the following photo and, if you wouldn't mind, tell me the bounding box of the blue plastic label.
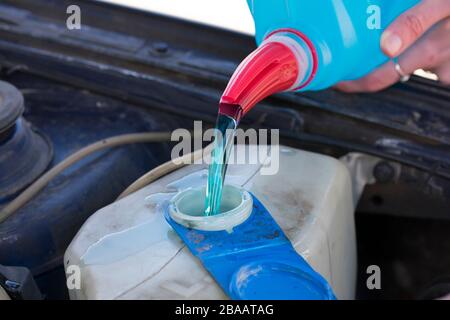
[165,193,336,300]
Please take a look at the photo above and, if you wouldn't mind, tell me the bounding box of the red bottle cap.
[219,31,316,121]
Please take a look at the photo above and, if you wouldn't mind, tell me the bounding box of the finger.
[381,0,450,57]
[334,61,399,93]
[336,19,450,93]
[433,61,450,85]
[398,18,450,71]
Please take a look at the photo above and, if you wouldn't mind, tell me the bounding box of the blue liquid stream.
[204,114,237,216]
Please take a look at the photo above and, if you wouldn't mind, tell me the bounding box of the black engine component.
[0,81,52,202]
[0,264,43,300]
[0,75,187,299]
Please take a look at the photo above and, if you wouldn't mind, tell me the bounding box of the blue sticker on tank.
[165,193,336,300]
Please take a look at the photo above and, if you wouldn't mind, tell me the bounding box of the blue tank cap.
[165,192,336,300]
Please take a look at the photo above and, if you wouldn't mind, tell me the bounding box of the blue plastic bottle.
[211,0,420,221]
[249,0,419,90]
[219,0,420,119]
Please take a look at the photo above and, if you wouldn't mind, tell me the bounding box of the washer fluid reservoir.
[65,145,356,300]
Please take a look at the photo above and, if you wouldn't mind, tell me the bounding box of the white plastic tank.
[0,286,10,300]
[64,144,357,299]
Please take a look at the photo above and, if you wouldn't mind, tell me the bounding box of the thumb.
[381,0,450,57]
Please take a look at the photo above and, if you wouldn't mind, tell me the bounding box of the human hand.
[335,0,450,92]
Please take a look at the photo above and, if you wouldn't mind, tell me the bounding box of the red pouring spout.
[219,31,315,122]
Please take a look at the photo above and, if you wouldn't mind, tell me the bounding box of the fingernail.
[381,30,402,56]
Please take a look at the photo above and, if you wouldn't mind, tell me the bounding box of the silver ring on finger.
[393,57,410,83]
